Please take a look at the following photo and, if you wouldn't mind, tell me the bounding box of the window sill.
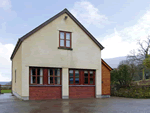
[69,85,95,87]
[30,85,62,87]
[58,47,73,50]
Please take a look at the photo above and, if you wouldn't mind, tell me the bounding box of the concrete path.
[0,93,19,102]
[0,94,150,113]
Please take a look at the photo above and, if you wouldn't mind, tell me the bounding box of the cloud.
[101,29,138,59]
[70,0,109,28]
[0,0,11,11]
[0,42,14,82]
[0,0,16,82]
[100,10,150,59]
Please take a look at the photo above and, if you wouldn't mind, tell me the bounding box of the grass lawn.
[1,90,11,93]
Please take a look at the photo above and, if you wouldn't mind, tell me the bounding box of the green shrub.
[111,86,150,98]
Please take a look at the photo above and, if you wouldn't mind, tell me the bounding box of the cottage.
[10,8,112,100]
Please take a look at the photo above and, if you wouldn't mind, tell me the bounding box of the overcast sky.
[1,0,150,81]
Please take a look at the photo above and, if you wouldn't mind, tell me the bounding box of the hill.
[0,82,9,85]
[104,56,127,68]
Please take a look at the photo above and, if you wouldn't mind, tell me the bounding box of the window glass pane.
[48,77,50,84]
[90,78,93,84]
[60,40,64,46]
[84,78,88,84]
[31,68,36,75]
[37,76,43,84]
[84,71,88,77]
[66,33,70,40]
[75,70,79,77]
[32,76,36,84]
[57,69,60,76]
[69,77,73,84]
[37,76,40,84]
[31,76,33,84]
[49,69,53,76]
[55,69,60,76]
[60,32,64,39]
[40,68,43,76]
[75,77,79,84]
[48,76,53,84]
[55,77,60,84]
[40,77,43,84]
[50,77,53,84]
[55,69,57,76]
[69,70,73,77]
[90,71,93,77]
[66,40,70,47]
[37,68,40,75]
[37,68,43,76]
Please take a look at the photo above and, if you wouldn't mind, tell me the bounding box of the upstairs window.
[59,31,71,48]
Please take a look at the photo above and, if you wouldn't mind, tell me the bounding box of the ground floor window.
[30,67,61,85]
[69,69,95,85]
[30,68,43,84]
[48,69,60,85]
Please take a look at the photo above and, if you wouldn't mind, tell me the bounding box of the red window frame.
[69,70,80,85]
[29,68,43,85]
[59,31,72,48]
[47,68,62,85]
[69,69,95,85]
[83,70,95,85]
[29,67,62,85]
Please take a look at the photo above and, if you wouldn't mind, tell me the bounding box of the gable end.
[10,8,104,60]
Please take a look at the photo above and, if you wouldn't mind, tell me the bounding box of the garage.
[69,69,95,99]
[28,59,112,100]
[29,67,62,100]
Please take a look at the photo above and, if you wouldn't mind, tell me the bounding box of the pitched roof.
[102,59,113,71]
[10,8,104,60]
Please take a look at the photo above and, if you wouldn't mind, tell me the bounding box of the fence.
[0,85,12,94]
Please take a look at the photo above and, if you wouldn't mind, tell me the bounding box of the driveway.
[0,94,150,113]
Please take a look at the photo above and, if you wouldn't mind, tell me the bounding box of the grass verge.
[1,90,11,93]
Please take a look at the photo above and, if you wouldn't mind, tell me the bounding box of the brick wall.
[69,86,95,98]
[29,86,61,100]
[102,63,110,95]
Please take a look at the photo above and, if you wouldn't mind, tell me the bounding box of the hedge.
[111,86,150,98]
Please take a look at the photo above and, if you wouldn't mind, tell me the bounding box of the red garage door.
[29,86,61,100]
[69,69,95,99]
[69,86,95,98]
[29,67,62,100]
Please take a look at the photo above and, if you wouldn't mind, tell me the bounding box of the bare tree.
[127,36,150,80]
[138,36,150,57]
